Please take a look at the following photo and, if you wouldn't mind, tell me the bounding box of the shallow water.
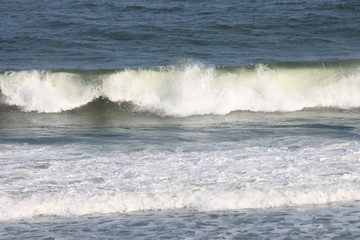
[2,203,360,240]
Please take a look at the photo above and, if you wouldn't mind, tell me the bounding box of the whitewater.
[1,61,360,238]
[1,140,360,220]
[1,61,360,115]
[1,62,360,221]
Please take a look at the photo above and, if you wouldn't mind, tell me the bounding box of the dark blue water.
[1,0,360,70]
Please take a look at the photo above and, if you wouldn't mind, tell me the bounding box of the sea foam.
[1,141,360,220]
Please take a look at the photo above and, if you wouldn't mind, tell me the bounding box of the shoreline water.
[2,202,360,239]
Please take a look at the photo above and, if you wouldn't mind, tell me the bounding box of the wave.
[1,182,359,220]
[1,61,360,116]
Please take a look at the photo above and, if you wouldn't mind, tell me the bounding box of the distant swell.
[1,61,360,116]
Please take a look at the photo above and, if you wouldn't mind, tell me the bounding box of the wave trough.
[1,62,360,116]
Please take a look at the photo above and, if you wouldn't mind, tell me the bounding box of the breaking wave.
[1,183,359,220]
[1,61,360,116]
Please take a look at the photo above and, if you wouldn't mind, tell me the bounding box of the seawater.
[1,0,360,239]
[1,107,360,239]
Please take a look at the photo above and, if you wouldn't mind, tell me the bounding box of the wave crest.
[1,62,360,116]
[1,183,359,220]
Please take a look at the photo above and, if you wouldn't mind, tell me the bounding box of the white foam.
[1,63,360,115]
[102,64,360,116]
[1,141,360,220]
[0,70,97,112]
[1,183,359,220]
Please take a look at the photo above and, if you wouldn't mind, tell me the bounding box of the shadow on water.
[1,99,360,144]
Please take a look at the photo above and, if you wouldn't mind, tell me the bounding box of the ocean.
[1,0,360,239]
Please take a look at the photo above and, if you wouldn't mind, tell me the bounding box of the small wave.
[1,183,359,220]
[1,61,360,116]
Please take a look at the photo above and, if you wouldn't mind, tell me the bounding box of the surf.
[1,184,359,220]
[1,60,360,116]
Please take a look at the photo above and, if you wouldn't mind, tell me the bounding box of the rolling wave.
[1,183,359,220]
[1,61,360,116]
